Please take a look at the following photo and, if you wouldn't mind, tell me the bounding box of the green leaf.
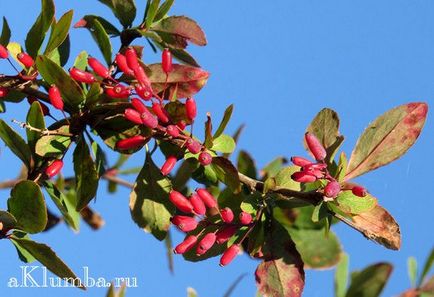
[9,236,85,289]
[0,17,11,46]
[187,287,198,297]
[274,166,301,191]
[0,101,5,113]
[261,157,288,179]
[203,113,213,148]
[6,42,23,66]
[334,191,377,215]
[0,210,17,230]
[73,136,99,211]
[7,180,47,234]
[154,0,175,22]
[36,55,85,109]
[47,34,70,66]
[35,125,71,157]
[210,157,240,191]
[10,232,36,263]
[44,181,80,231]
[346,102,428,180]
[145,0,161,28]
[173,158,199,189]
[237,150,257,179]
[76,15,120,36]
[419,248,434,286]
[335,152,347,182]
[311,201,328,223]
[91,140,108,177]
[0,119,32,169]
[151,16,207,46]
[345,263,393,297]
[211,134,235,154]
[214,104,234,138]
[86,83,103,106]
[99,0,136,28]
[25,0,55,57]
[408,256,418,288]
[78,18,112,65]
[26,101,46,153]
[45,10,73,54]
[286,227,341,269]
[73,50,89,70]
[335,253,349,297]
[129,154,174,240]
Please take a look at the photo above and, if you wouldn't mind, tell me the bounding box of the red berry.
[152,102,170,124]
[196,233,217,255]
[291,171,317,183]
[69,67,97,84]
[124,108,143,125]
[125,47,140,71]
[105,84,131,99]
[185,98,197,121]
[169,190,193,213]
[140,110,158,129]
[116,135,147,150]
[198,151,212,166]
[216,225,238,244]
[291,156,313,167]
[0,45,8,59]
[239,212,252,225]
[176,120,187,130]
[45,160,63,178]
[324,181,341,198]
[189,193,206,215]
[162,48,173,73]
[196,188,217,208]
[0,87,8,98]
[161,156,177,176]
[220,207,234,223]
[134,65,152,89]
[17,52,34,68]
[115,53,134,76]
[304,168,324,179]
[135,84,153,100]
[186,138,201,154]
[166,125,179,137]
[352,185,367,197]
[131,98,147,114]
[174,235,197,254]
[27,97,50,116]
[88,57,110,79]
[220,244,240,266]
[48,85,64,111]
[303,163,327,171]
[305,132,327,161]
[171,215,198,232]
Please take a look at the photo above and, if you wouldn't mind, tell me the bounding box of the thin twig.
[11,119,74,137]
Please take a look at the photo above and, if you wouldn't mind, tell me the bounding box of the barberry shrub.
[0,1,430,296]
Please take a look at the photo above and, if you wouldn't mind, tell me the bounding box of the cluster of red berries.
[169,188,253,266]
[291,132,367,199]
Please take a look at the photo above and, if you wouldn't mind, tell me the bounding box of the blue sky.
[0,1,433,296]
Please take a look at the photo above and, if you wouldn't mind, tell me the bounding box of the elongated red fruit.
[115,53,134,76]
[185,98,197,121]
[169,190,193,213]
[171,215,198,232]
[196,233,217,255]
[177,120,187,130]
[305,132,327,161]
[27,97,50,116]
[186,138,201,154]
[189,193,206,215]
[166,125,179,137]
[161,156,177,176]
[48,85,64,111]
[220,244,240,266]
[131,98,148,114]
[291,156,312,167]
[291,171,317,183]
[216,225,238,244]
[125,47,140,70]
[116,135,147,150]
[45,160,63,178]
[69,67,97,83]
[88,57,110,78]
[152,102,170,123]
[162,48,173,73]
[174,235,197,254]
[324,181,341,198]
[0,45,8,59]
[105,84,131,99]
[198,151,212,166]
[17,52,34,68]
[140,110,158,129]
[124,108,143,125]
[196,188,217,208]
[0,87,8,97]
[352,185,367,197]
[135,84,153,100]
[134,65,152,89]
[239,212,252,225]
[304,168,324,179]
[220,207,234,223]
